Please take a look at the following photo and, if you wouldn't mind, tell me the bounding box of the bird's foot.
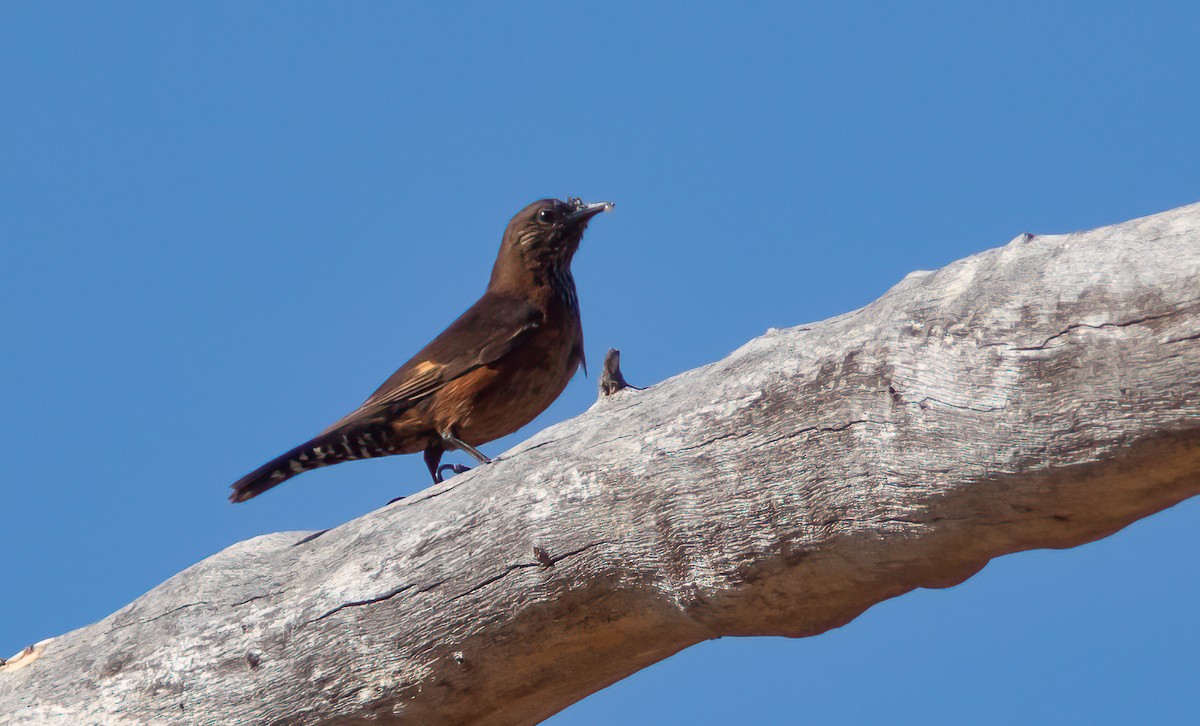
[437,463,474,480]
[436,458,494,481]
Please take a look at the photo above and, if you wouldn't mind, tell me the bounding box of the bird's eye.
[537,209,557,223]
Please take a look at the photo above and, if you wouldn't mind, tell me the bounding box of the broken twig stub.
[598,348,640,397]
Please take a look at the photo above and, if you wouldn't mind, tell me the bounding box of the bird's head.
[489,197,613,292]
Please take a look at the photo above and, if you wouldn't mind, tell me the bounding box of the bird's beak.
[565,200,615,224]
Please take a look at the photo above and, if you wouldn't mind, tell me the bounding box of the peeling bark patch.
[0,639,53,674]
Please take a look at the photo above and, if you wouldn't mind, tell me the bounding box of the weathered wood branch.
[3,203,1200,725]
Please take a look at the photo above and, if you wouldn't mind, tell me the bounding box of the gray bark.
[3,203,1199,725]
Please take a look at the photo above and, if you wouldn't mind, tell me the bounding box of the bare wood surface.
[3,203,1199,725]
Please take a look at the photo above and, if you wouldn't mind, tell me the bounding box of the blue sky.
[3,2,1198,722]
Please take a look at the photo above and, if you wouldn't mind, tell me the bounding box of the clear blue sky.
[3,3,1198,723]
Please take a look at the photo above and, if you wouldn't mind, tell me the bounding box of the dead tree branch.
[3,204,1199,725]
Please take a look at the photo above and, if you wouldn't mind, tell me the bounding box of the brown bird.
[229,197,613,503]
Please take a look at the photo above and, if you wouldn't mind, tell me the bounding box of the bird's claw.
[437,463,473,480]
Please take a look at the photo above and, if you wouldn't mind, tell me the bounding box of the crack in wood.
[230,591,289,608]
[1011,304,1199,351]
[106,602,212,634]
[303,584,418,627]
[1167,331,1200,344]
[907,396,1004,413]
[448,542,606,603]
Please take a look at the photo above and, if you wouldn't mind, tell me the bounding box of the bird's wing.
[324,295,541,431]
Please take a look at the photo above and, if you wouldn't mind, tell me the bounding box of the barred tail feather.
[228,423,393,503]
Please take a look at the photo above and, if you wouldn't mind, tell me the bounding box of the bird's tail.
[229,422,394,503]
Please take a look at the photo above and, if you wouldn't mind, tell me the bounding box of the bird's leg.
[434,429,492,479]
[446,435,491,465]
[424,446,446,484]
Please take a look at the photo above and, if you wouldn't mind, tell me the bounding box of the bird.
[229,197,613,503]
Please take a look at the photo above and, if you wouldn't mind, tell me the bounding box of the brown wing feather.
[324,294,541,432]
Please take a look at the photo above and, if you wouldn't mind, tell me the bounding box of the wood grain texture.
[3,203,1200,725]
